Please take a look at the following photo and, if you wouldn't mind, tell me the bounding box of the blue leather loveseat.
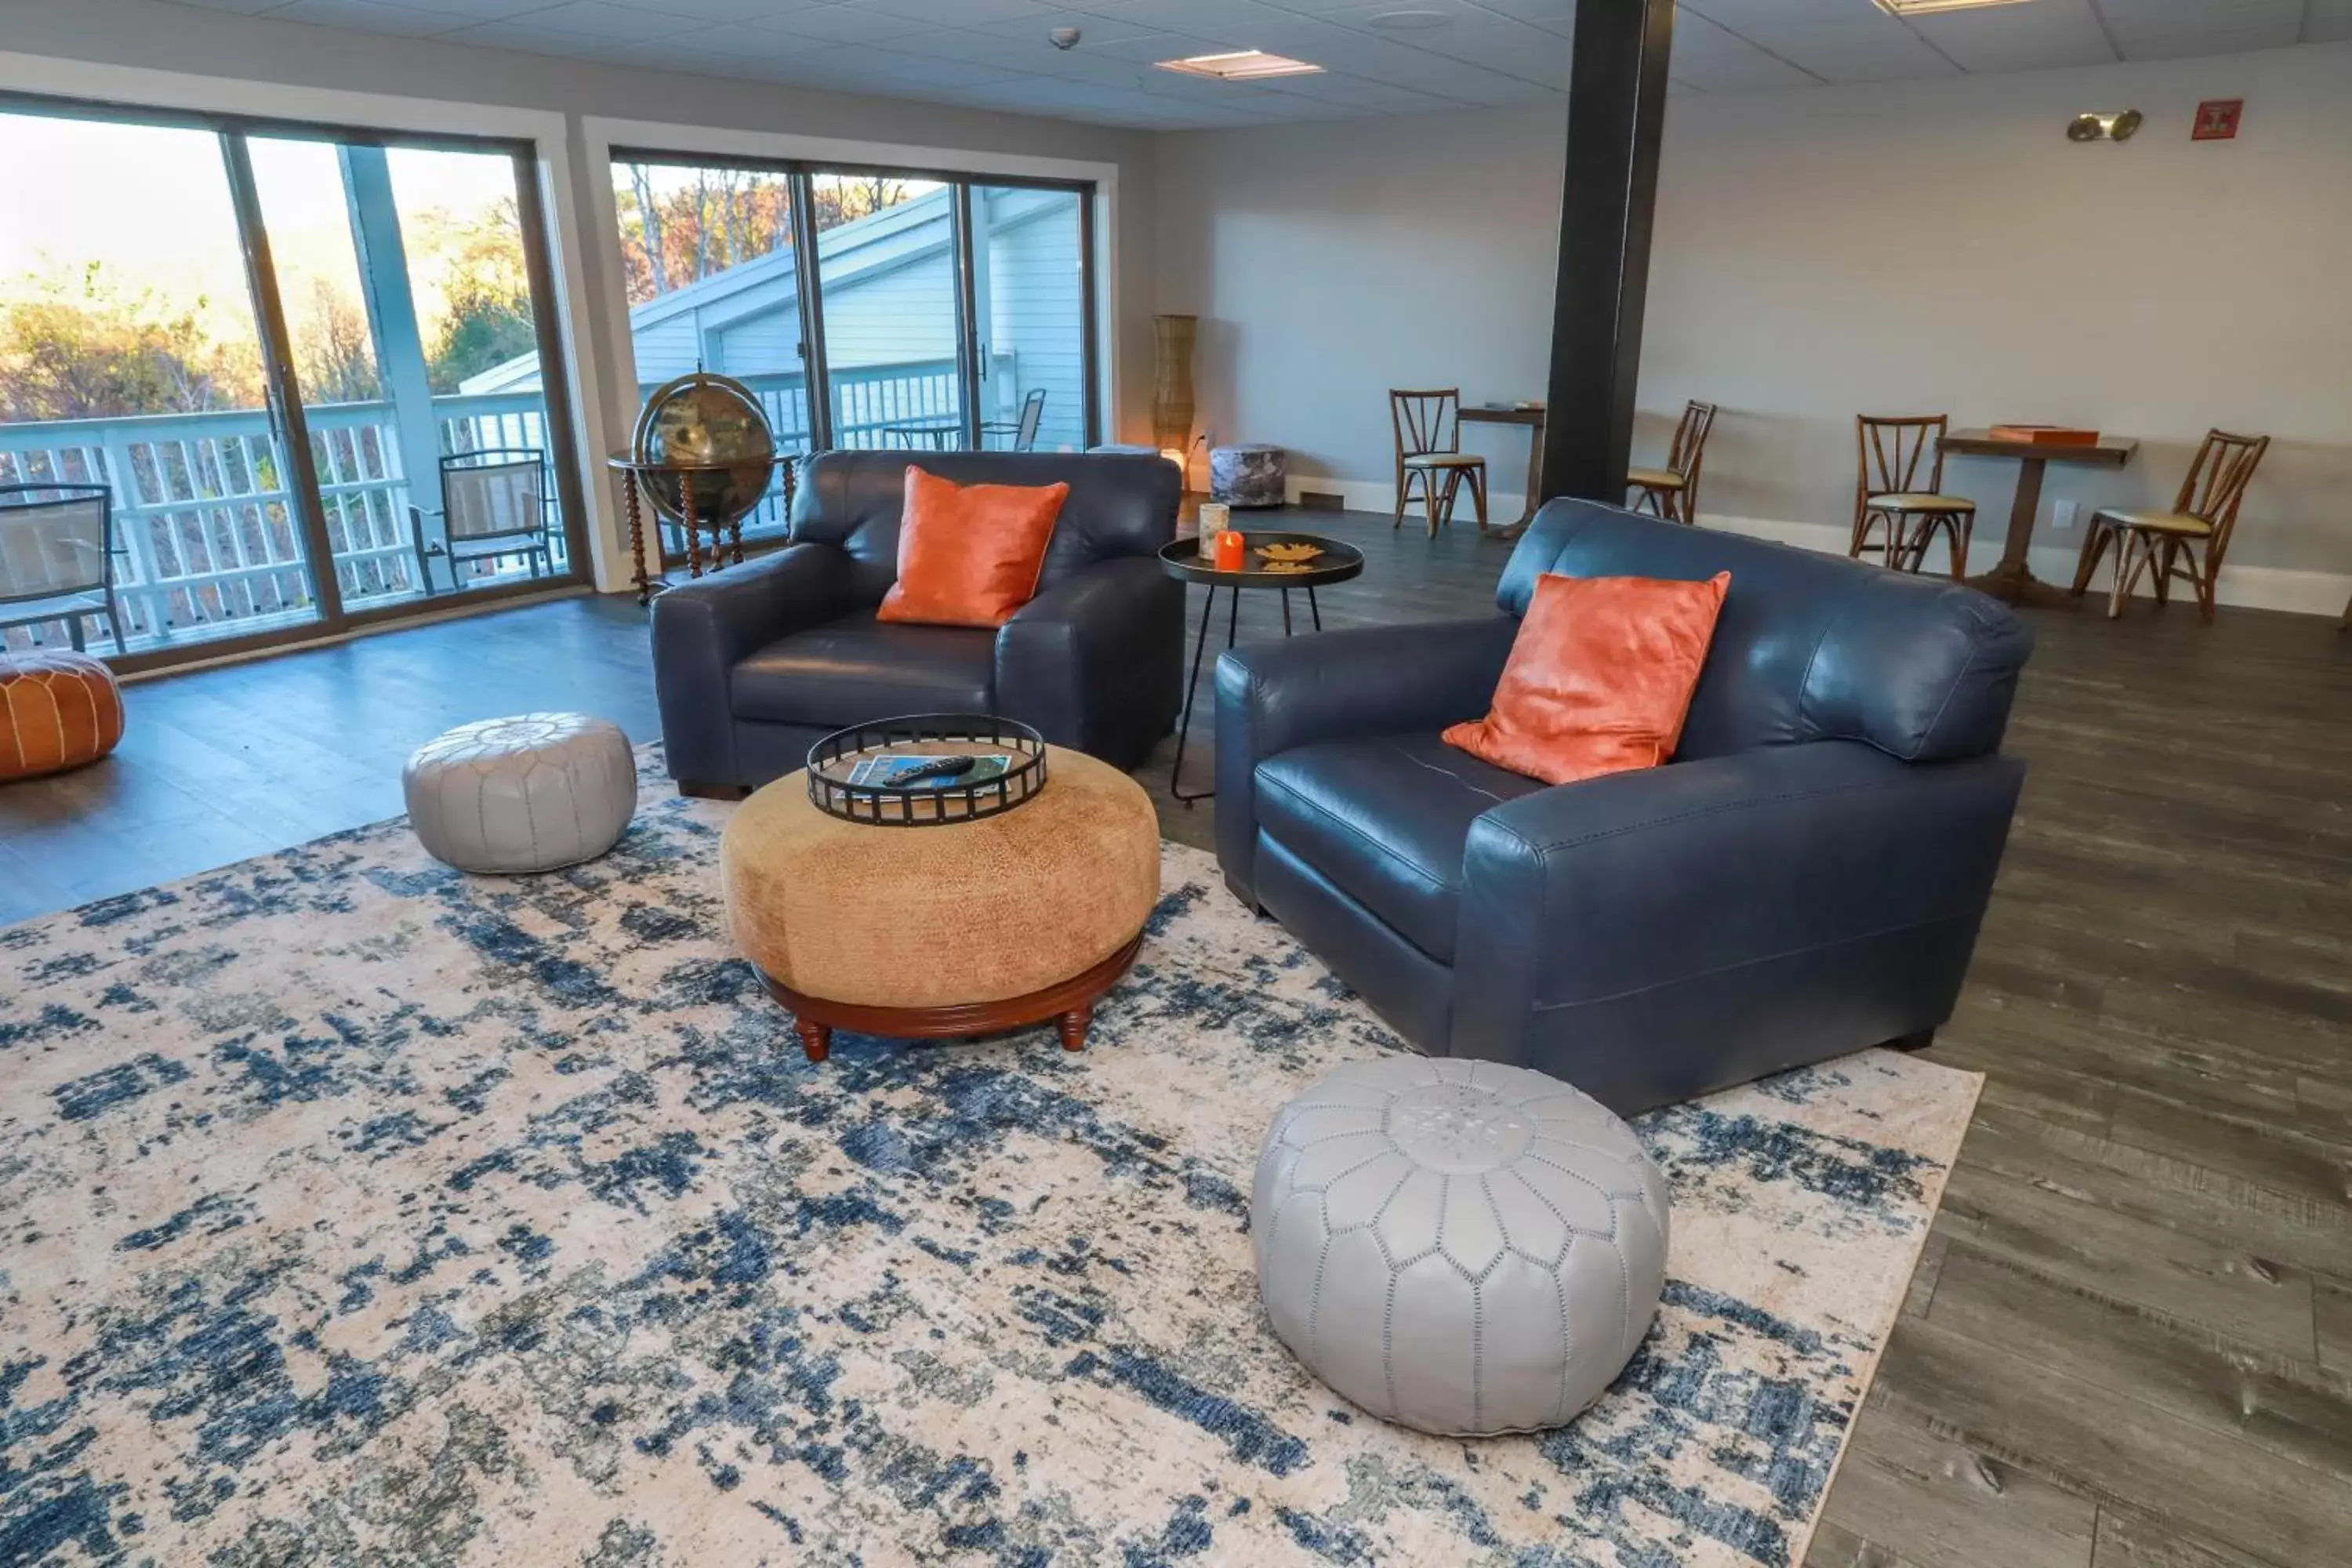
[1213,498,2034,1115]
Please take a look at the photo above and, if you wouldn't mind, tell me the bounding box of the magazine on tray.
[846,753,1014,790]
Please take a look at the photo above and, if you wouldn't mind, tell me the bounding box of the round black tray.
[806,714,1047,827]
[1157,531,1366,590]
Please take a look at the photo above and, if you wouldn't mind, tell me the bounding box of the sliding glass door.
[608,156,810,547]
[808,170,968,454]
[969,184,1089,454]
[604,150,1099,564]
[0,110,325,655]
[0,95,582,670]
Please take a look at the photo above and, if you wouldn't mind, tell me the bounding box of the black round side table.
[1157,532,1365,804]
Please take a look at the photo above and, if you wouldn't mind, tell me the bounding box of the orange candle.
[1215,528,1246,572]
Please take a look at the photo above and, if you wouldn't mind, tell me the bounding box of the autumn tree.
[609,164,913,307]
[0,262,260,421]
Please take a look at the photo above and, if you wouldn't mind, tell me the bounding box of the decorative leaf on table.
[1255,541,1324,563]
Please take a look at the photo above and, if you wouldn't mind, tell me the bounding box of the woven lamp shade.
[1,651,125,782]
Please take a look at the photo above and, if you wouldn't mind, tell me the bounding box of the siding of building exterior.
[470,183,1089,449]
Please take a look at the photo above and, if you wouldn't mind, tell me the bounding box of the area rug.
[0,754,1980,1567]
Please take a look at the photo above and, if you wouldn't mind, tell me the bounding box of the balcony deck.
[0,361,964,656]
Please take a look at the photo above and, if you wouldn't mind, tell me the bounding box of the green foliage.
[0,262,260,422]
[422,197,537,393]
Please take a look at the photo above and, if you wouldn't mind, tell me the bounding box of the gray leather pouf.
[404,713,637,874]
[1252,1056,1671,1436]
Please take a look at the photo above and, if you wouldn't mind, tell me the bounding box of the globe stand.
[608,453,793,604]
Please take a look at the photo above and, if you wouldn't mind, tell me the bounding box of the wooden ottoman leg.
[1058,1006,1093,1053]
[793,1017,833,1063]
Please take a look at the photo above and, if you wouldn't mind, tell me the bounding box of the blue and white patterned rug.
[0,755,1978,1566]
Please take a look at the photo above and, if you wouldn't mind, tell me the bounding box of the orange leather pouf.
[0,651,125,782]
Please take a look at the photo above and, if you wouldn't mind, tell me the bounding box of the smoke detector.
[1049,27,1081,49]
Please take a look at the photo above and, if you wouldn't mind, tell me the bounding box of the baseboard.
[1274,475,2347,616]
[1703,514,2352,617]
[1283,475,1530,525]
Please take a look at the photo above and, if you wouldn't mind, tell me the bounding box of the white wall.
[0,0,1156,590]
[1156,41,2352,595]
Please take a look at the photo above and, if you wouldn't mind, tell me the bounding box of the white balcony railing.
[0,360,963,656]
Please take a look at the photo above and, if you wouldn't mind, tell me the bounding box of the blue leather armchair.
[653,450,1184,796]
[1214,499,2034,1115]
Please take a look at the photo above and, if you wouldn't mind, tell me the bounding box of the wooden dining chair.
[1851,414,1976,579]
[1627,400,1718,524]
[2070,429,2268,622]
[1389,388,1488,537]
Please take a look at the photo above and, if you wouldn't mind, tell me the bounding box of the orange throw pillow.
[875,466,1069,629]
[1443,570,1730,786]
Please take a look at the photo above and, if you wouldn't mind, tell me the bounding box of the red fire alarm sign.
[2193,99,2243,140]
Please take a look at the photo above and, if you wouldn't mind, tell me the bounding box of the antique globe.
[630,372,776,532]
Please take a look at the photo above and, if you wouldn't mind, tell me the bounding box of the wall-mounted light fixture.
[2066,110,2143,143]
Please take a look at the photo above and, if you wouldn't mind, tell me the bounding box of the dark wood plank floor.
[4,510,2348,1566]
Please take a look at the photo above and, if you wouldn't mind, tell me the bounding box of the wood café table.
[1457,403,1545,536]
[1942,427,2136,607]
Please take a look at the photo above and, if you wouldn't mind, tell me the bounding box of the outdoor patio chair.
[411,448,554,593]
[982,388,1047,452]
[0,483,124,654]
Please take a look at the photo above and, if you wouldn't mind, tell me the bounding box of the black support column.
[1540,0,1677,506]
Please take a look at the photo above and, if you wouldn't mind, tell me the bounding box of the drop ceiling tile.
[1715,19,1959,83]
[270,0,473,34]
[969,8,1167,45]
[1265,68,1468,109]
[2119,20,2302,58]
[333,0,557,20]
[884,27,1093,71]
[855,0,1054,26]
[636,0,839,19]
[1229,16,1548,94]
[1314,0,1573,86]
[1457,0,1576,34]
[159,0,291,13]
[740,2,933,44]
[1080,30,1236,60]
[481,1,688,42]
[2094,0,2297,29]
[1076,0,1307,43]
[1907,0,2115,71]
[1681,0,1886,27]
[1668,10,1820,89]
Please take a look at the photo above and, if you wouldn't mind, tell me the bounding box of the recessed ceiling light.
[1873,0,2035,13]
[1155,49,1326,81]
[1365,8,1450,28]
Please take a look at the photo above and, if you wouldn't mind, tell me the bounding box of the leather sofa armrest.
[1452,739,2026,1109]
[1213,616,1518,905]
[651,543,856,791]
[994,557,1184,764]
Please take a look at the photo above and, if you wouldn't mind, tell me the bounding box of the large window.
[0,98,581,669]
[605,151,1098,558]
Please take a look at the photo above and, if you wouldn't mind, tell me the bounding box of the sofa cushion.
[731,612,996,729]
[877,466,1067,629]
[1445,570,1727,786]
[1254,732,1544,964]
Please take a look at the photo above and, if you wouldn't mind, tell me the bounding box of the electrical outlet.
[2051,500,2079,532]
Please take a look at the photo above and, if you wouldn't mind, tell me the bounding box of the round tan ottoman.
[721,745,1160,1062]
[1,651,125,782]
